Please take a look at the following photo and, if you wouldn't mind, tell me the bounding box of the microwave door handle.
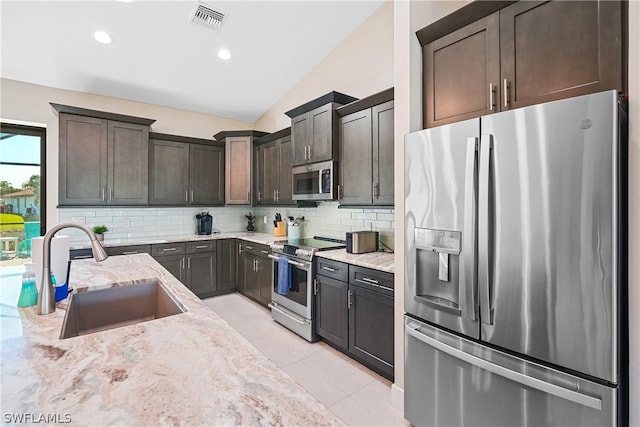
[319,169,323,194]
[478,134,494,325]
[460,136,478,321]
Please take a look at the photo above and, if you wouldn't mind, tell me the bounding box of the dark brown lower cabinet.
[315,260,394,380]
[154,254,186,284]
[238,241,271,307]
[187,251,216,297]
[348,283,394,378]
[315,274,349,350]
[216,239,237,291]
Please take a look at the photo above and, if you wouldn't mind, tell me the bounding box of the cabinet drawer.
[186,241,216,253]
[241,241,270,257]
[107,244,151,256]
[152,242,186,256]
[349,265,394,294]
[315,258,348,282]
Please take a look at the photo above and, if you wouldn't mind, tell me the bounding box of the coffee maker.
[195,210,213,235]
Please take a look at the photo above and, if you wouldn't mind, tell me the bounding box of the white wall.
[0,78,253,231]
[254,1,394,132]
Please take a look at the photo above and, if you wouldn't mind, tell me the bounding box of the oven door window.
[293,171,319,196]
[273,262,309,307]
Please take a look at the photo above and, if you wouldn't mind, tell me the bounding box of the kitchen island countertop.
[0,254,343,426]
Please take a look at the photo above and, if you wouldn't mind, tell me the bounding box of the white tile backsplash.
[58,202,395,249]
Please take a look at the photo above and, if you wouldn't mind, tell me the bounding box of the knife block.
[274,221,286,237]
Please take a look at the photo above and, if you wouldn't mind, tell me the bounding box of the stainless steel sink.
[60,280,186,339]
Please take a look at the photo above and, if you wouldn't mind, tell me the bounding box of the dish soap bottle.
[17,262,38,307]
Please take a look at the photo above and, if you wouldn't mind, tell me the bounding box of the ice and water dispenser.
[414,227,462,312]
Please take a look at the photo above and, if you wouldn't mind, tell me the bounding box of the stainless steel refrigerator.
[404,90,627,426]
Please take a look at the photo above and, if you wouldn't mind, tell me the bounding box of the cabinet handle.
[238,243,243,255]
[489,83,495,112]
[109,187,113,202]
[348,289,353,309]
[260,250,269,255]
[321,266,337,272]
[185,191,189,203]
[73,255,93,260]
[245,245,253,250]
[304,146,308,160]
[190,191,194,202]
[276,189,280,201]
[102,187,106,202]
[308,145,312,160]
[187,257,191,269]
[195,245,209,249]
[361,277,379,285]
[257,191,262,202]
[337,184,342,200]
[503,79,510,108]
[313,278,318,295]
[162,247,178,252]
[121,251,140,255]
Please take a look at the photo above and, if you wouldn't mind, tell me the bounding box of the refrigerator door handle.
[461,137,478,320]
[478,134,494,325]
[405,322,603,411]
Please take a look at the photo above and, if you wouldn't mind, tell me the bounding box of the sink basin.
[60,280,186,339]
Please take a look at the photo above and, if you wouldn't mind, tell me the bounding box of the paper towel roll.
[32,236,70,288]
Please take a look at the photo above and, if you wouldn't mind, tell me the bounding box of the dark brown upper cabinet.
[420,0,623,128]
[54,104,155,206]
[149,133,224,206]
[337,89,394,207]
[255,128,294,206]
[285,92,358,167]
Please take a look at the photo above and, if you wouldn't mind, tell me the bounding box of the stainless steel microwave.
[292,160,336,201]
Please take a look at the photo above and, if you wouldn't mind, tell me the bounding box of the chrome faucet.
[37,222,109,315]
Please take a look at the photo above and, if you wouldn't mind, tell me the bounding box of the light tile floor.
[203,293,408,427]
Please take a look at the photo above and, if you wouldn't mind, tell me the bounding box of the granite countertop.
[0,254,342,426]
[70,232,285,250]
[316,249,395,273]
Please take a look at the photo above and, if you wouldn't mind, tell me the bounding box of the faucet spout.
[37,222,109,315]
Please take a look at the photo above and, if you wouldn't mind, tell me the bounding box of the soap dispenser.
[17,262,38,307]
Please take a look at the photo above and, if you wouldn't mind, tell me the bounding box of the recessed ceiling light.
[218,49,232,61]
[94,31,113,45]
[118,0,134,2]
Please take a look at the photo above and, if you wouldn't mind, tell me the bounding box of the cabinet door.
[225,136,252,204]
[277,136,293,204]
[309,103,334,163]
[500,1,622,111]
[291,113,309,166]
[424,12,500,128]
[339,109,373,205]
[187,252,216,296]
[191,144,224,205]
[58,114,108,205]
[149,139,189,205]
[349,284,394,379]
[155,254,185,284]
[107,121,149,205]
[216,239,237,290]
[372,100,394,206]
[315,274,348,351]
[260,141,278,204]
[256,256,272,305]
[243,255,260,300]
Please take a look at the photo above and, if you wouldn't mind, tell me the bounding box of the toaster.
[346,231,379,254]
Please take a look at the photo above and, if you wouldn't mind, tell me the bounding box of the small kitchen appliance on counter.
[346,231,378,254]
[195,210,213,235]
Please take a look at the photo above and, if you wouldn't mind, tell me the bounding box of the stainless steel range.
[269,237,345,341]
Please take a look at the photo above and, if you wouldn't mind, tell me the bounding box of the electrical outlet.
[71,216,85,224]
[263,215,267,224]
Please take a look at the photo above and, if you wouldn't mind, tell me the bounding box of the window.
[0,122,46,263]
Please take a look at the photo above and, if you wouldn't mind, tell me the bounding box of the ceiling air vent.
[190,1,227,31]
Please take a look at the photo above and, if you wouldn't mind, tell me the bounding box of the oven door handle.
[268,254,307,269]
[268,304,309,325]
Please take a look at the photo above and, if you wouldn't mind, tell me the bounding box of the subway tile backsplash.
[58,202,395,250]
